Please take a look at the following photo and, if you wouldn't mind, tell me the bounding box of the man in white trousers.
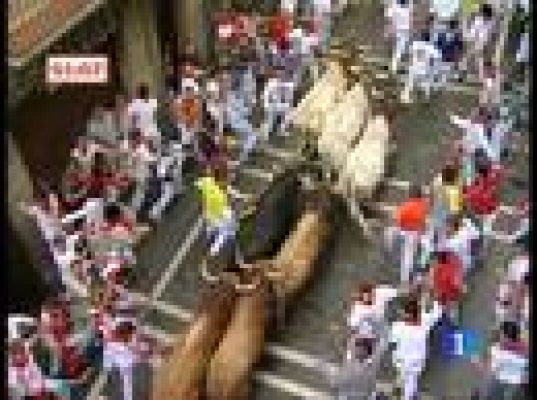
[401,31,443,103]
[389,297,429,400]
[262,67,295,142]
[386,0,413,73]
[102,319,143,400]
[312,0,332,54]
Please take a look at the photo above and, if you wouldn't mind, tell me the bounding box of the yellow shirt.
[443,184,463,215]
[461,0,482,17]
[195,176,229,224]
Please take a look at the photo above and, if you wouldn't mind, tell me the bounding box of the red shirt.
[60,345,87,379]
[269,14,292,50]
[463,165,503,216]
[395,197,429,232]
[431,252,463,305]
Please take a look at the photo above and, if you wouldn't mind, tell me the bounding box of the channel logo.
[46,55,108,84]
[440,327,482,360]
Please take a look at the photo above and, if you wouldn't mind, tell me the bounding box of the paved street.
[88,1,529,399]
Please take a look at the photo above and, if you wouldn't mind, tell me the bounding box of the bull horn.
[231,263,263,294]
[201,258,221,285]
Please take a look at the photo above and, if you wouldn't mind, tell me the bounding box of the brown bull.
[152,280,236,400]
[272,197,332,303]
[205,265,268,400]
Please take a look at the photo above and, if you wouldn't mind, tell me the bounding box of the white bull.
[337,115,391,201]
[292,61,347,134]
[317,82,370,170]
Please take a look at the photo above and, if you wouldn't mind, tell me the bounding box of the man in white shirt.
[389,297,428,400]
[312,0,332,53]
[290,26,321,82]
[103,319,139,400]
[127,84,159,139]
[61,197,104,227]
[516,31,528,64]
[401,32,443,103]
[449,110,492,185]
[281,0,297,15]
[224,74,257,165]
[386,0,412,73]
[441,214,480,277]
[147,150,181,221]
[461,3,496,80]
[25,200,64,252]
[507,254,529,283]
[130,138,157,213]
[262,68,295,141]
[476,321,528,399]
[347,284,398,360]
[206,77,226,136]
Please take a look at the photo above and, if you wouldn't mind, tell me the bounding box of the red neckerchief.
[99,219,134,234]
[11,346,30,368]
[502,340,528,356]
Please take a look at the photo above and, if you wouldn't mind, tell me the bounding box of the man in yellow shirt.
[195,169,236,255]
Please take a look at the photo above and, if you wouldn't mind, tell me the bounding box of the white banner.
[46,55,108,84]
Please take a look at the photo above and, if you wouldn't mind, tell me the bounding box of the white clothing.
[390,321,428,400]
[450,115,493,158]
[127,98,158,133]
[61,198,104,227]
[281,0,297,14]
[209,208,237,256]
[52,233,89,296]
[432,0,460,19]
[263,78,295,112]
[290,28,317,57]
[443,217,480,275]
[262,77,295,138]
[507,256,529,283]
[399,229,419,285]
[103,341,137,400]
[402,39,442,100]
[409,40,442,82]
[181,77,200,94]
[348,286,398,334]
[8,316,37,341]
[490,344,528,385]
[313,0,332,15]
[133,143,157,178]
[465,16,494,52]
[386,2,411,34]
[495,282,514,324]
[390,322,428,371]
[8,355,47,397]
[516,32,529,64]
[29,206,63,247]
